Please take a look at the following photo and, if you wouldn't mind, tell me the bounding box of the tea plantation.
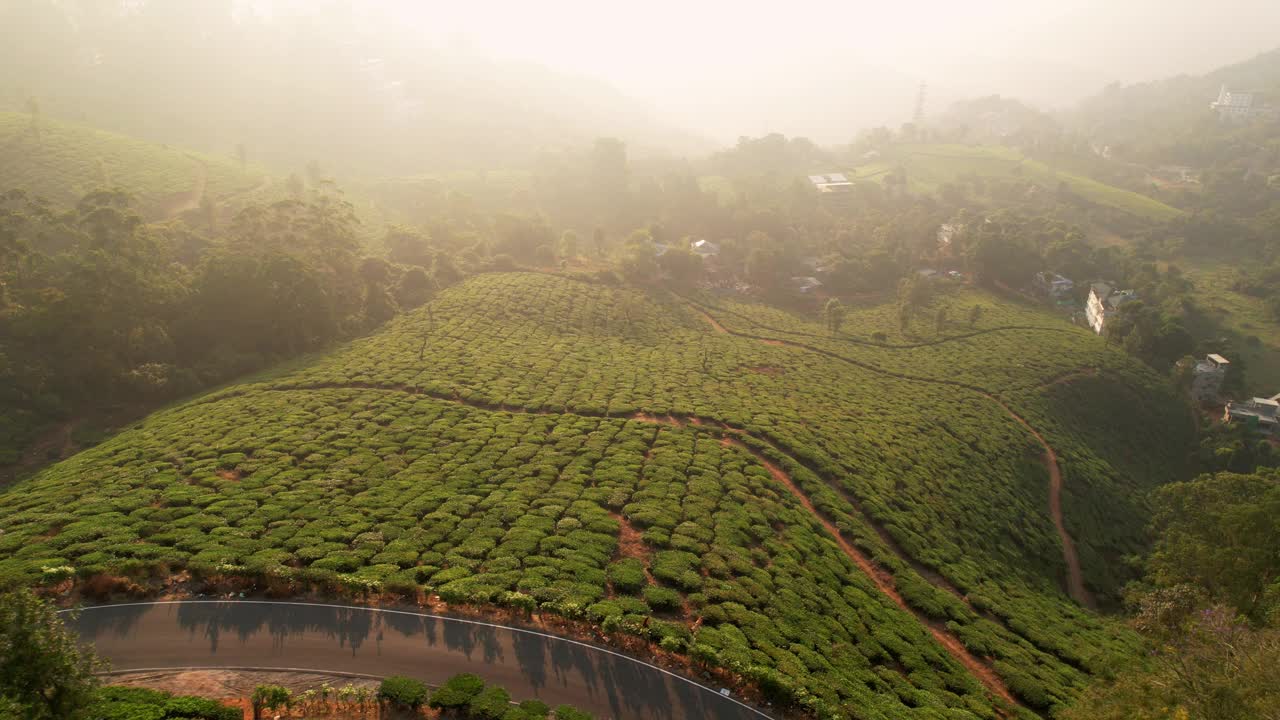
[0,112,264,215]
[0,272,1195,719]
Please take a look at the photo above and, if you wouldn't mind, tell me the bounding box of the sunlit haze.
[334,0,1280,140]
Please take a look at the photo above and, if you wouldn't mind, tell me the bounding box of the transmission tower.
[913,83,927,126]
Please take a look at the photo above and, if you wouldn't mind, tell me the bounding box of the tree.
[429,674,485,710]
[377,676,428,710]
[0,589,103,720]
[1147,470,1280,623]
[745,247,788,295]
[658,246,703,290]
[824,298,846,336]
[560,230,580,261]
[968,304,983,327]
[385,226,432,267]
[250,685,291,720]
[1064,469,1280,719]
[618,245,659,285]
[934,306,948,334]
[25,96,40,138]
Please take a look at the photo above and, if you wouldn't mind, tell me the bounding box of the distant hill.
[848,143,1183,222]
[0,3,708,176]
[1069,48,1280,165]
[0,112,265,218]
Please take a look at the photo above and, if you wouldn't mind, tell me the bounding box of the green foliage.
[249,685,291,714]
[606,558,647,593]
[848,143,1183,222]
[467,685,512,719]
[0,589,102,720]
[0,113,262,214]
[376,676,429,709]
[87,686,250,720]
[1146,469,1280,623]
[0,272,1196,716]
[429,674,486,709]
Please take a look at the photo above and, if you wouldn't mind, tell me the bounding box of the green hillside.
[0,112,265,216]
[850,144,1183,222]
[0,272,1195,718]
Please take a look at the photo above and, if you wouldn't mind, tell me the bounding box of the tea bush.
[0,272,1196,717]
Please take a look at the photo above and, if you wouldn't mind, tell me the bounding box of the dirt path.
[723,438,1020,710]
[691,301,1095,608]
[163,157,208,218]
[215,382,1021,710]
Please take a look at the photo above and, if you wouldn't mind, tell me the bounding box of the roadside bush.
[377,676,429,709]
[467,685,511,719]
[87,686,239,720]
[429,673,486,710]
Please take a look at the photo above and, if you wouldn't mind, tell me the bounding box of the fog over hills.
[6,0,1280,166]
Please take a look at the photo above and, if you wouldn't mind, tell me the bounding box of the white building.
[937,223,961,251]
[1085,282,1136,335]
[1211,86,1276,122]
[808,173,854,193]
[791,276,823,294]
[1191,354,1230,402]
[689,239,720,258]
[1225,394,1280,434]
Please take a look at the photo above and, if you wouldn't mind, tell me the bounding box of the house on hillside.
[791,276,823,294]
[1225,394,1280,434]
[1034,272,1074,300]
[1085,282,1136,335]
[1192,353,1230,402]
[808,173,854,194]
[689,239,720,258]
[937,223,961,253]
[1211,85,1277,122]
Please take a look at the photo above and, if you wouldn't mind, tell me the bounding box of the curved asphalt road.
[64,601,772,720]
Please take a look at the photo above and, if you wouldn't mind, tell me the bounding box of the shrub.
[250,685,291,715]
[377,676,429,709]
[642,586,682,611]
[553,705,594,720]
[517,698,550,717]
[162,696,240,719]
[429,673,485,709]
[606,558,646,593]
[467,685,512,719]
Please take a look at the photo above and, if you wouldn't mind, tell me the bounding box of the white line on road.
[65,600,774,719]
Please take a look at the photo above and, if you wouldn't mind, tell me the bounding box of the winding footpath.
[99,299,1103,714]
[64,601,770,720]
[688,301,1095,609]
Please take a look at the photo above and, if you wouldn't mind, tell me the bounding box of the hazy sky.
[289,0,1280,142]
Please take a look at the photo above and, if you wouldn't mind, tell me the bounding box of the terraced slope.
[849,144,1182,222]
[0,112,264,216]
[0,273,1194,718]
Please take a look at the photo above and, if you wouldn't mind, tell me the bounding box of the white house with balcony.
[1085,282,1136,335]
[1211,86,1276,122]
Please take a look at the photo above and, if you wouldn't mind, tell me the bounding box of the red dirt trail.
[692,303,1095,608]
[723,437,1020,710]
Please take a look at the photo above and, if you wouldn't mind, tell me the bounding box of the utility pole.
[913,83,927,128]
